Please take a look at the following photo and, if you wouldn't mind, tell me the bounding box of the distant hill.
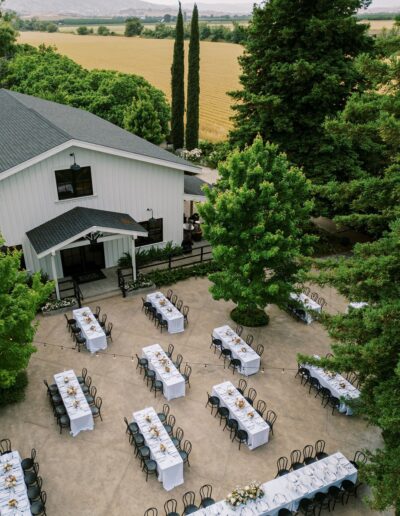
[3,0,254,17]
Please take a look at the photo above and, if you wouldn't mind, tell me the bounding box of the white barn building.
[0,89,206,296]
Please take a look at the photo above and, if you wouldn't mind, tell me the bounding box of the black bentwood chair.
[200,484,215,508]
[182,491,199,515]
[164,498,179,516]
[276,456,290,478]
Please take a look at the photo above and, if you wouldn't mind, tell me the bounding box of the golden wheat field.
[18,32,243,141]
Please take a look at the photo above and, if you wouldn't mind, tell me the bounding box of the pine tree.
[171,2,185,150]
[186,4,200,150]
[229,0,373,182]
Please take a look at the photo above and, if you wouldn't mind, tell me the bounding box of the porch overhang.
[26,206,148,259]
[184,175,209,203]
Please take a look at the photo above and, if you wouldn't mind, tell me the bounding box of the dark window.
[136,218,163,247]
[55,166,93,200]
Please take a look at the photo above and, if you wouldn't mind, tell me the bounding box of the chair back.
[85,376,92,388]
[175,427,184,442]
[167,343,174,357]
[90,385,97,398]
[325,352,334,358]
[265,409,277,427]
[353,450,367,465]
[303,444,314,460]
[0,439,11,455]
[166,289,173,300]
[64,313,69,323]
[315,439,325,455]
[167,414,176,429]
[36,476,43,490]
[182,490,196,508]
[256,399,267,416]
[31,448,37,461]
[107,322,113,333]
[245,334,254,346]
[162,404,170,418]
[200,484,213,501]
[81,368,88,381]
[247,387,257,402]
[290,449,302,465]
[101,313,107,324]
[171,294,178,305]
[183,305,189,317]
[182,440,192,456]
[235,324,243,336]
[237,379,247,394]
[176,299,183,311]
[96,396,102,410]
[277,456,288,472]
[311,292,319,302]
[318,296,327,309]
[124,417,130,432]
[184,364,192,379]
[40,490,47,506]
[144,509,158,516]
[33,462,40,476]
[95,306,101,316]
[256,344,264,357]
[303,286,311,296]
[175,354,183,369]
[164,498,177,514]
[43,380,50,393]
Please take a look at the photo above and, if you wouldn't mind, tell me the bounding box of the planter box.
[42,304,78,317]
[124,283,156,298]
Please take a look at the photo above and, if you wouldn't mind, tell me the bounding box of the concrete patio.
[0,277,390,516]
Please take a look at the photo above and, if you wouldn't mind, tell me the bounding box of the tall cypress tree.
[171,2,185,150]
[186,4,200,150]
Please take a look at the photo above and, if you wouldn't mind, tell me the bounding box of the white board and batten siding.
[0,146,184,278]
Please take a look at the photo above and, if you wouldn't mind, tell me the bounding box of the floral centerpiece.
[339,381,347,388]
[159,300,166,306]
[150,426,160,437]
[165,366,171,373]
[160,443,166,452]
[235,398,245,409]
[234,337,241,344]
[241,347,247,353]
[67,386,77,396]
[73,400,80,408]
[145,415,152,423]
[5,475,17,488]
[8,499,18,508]
[85,316,92,323]
[155,352,161,358]
[326,370,336,379]
[90,325,96,331]
[247,411,254,418]
[227,388,234,395]
[3,463,12,473]
[159,358,169,367]
[64,376,69,383]
[226,482,264,507]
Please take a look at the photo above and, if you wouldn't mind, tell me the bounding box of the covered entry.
[26,206,147,299]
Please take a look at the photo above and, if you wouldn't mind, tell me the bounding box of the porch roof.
[26,206,147,259]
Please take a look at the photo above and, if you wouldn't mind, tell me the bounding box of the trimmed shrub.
[145,261,217,287]
[230,307,270,327]
[0,370,28,407]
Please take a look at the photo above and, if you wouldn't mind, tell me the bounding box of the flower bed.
[226,481,264,507]
[41,297,78,315]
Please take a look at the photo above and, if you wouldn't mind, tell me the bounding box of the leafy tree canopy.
[229,0,373,183]
[199,136,315,323]
[125,17,143,37]
[2,45,170,143]
[0,242,53,390]
[299,221,400,513]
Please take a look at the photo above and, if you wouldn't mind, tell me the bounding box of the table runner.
[196,452,357,515]
[133,407,183,491]
[0,451,31,515]
[290,293,321,324]
[146,292,184,334]
[212,381,269,450]
[305,361,360,416]
[54,369,94,437]
[213,326,260,376]
[73,307,107,353]
[142,344,185,401]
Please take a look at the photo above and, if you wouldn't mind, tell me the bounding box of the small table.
[73,307,107,353]
[212,381,270,450]
[290,293,322,324]
[142,344,185,401]
[54,369,94,436]
[146,292,184,334]
[213,325,260,376]
[133,407,183,491]
[0,451,31,515]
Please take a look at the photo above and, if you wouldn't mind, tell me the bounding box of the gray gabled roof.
[0,89,198,174]
[184,175,209,197]
[26,206,147,257]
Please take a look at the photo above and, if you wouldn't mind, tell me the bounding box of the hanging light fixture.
[70,153,81,172]
[85,231,103,246]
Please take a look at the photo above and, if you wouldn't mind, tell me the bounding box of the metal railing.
[56,278,83,308]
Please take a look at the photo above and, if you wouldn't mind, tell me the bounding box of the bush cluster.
[117,242,184,268]
[144,261,218,287]
[0,371,28,407]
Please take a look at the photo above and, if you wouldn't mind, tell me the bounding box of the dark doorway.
[61,243,105,281]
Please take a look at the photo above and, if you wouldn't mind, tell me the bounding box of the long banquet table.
[212,381,269,450]
[133,407,183,491]
[306,361,360,416]
[196,452,357,515]
[146,292,184,334]
[0,451,31,515]
[54,369,94,436]
[142,344,185,401]
[290,293,321,324]
[213,326,260,376]
[72,307,107,353]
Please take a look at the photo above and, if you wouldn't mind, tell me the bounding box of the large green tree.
[171,3,185,149]
[0,242,53,398]
[299,221,400,513]
[186,4,200,150]
[229,0,373,182]
[2,45,170,143]
[199,137,315,326]
[124,17,143,37]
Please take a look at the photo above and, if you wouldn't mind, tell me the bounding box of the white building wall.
[0,146,184,278]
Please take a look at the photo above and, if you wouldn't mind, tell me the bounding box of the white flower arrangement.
[42,297,77,313]
[226,481,264,507]
[179,148,202,162]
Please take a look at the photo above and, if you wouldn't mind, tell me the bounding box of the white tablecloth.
[0,451,31,515]
[73,307,107,353]
[347,302,368,313]
[133,407,183,491]
[213,326,260,376]
[146,292,184,334]
[196,452,357,515]
[306,362,360,416]
[290,293,321,324]
[212,381,269,450]
[54,370,94,437]
[142,344,185,401]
